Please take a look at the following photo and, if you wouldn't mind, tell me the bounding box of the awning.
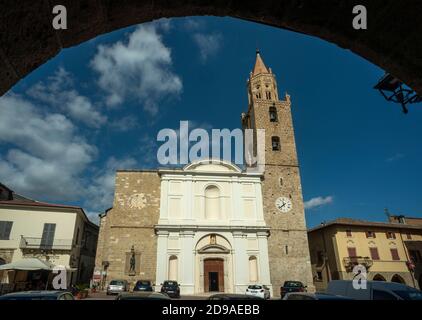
[0,258,54,271]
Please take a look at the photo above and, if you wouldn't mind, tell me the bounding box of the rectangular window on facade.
[386,232,396,239]
[390,248,400,261]
[346,230,352,237]
[347,247,357,258]
[366,231,376,238]
[406,233,412,240]
[316,271,323,281]
[0,221,13,240]
[269,107,278,122]
[40,223,56,249]
[272,137,280,151]
[317,251,324,266]
[370,247,380,260]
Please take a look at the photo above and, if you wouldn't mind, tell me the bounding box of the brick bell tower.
[241,50,314,294]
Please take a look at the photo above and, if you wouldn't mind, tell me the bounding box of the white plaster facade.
[155,159,272,295]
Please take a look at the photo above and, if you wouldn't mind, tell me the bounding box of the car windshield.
[284,281,303,287]
[110,281,124,285]
[164,281,177,286]
[137,281,150,286]
[248,285,262,290]
[393,290,422,300]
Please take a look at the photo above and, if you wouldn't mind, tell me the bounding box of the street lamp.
[374,73,421,114]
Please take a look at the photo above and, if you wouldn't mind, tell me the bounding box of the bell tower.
[242,50,314,294]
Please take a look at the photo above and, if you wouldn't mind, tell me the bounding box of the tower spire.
[252,50,269,76]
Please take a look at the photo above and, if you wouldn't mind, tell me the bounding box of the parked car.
[133,280,153,292]
[326,280,422,300]
[0,291,74,300]
[283,292,354,300]
[280,281,307,298]
[245,284,271,299]
[208,293,264,300]
[107,280,129,295]
[117,292,171,300]
[160,280,180,298]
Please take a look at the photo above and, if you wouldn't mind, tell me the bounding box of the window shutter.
[370,247,380,260]
[348,247,357,257]
[0,221,13,240]
[390,248,400,261]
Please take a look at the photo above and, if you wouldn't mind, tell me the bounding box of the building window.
[269,106,278,122]
[317,251,324,266]
[366,231,376,239]
[347,247,357,258]
[265,91,272,100]
[168,256,178,281]
[285,245,289,255]
[40,223,56,250]
[205,186,220,220]
[370,247,380,260]
[0,221,13,240]
[390,248,400,261]
[279,177,283,187]
[271,137,280,151]
[346,230,352,237]
[75,227,80,246]
[386,232,396,240]
[316,271,323,281]
[406,233,412,240]
[249,256,258,282]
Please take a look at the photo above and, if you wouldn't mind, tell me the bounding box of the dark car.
[160,280,180,298]
[283,292,354,300]
[133,280,153,292]
[209,293,264,300]
[0,291,74,300]
[280,281,307,298]
[117,292,171,300]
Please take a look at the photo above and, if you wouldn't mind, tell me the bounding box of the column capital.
[156,230,169,236]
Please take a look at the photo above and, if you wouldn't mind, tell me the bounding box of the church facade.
[94,52,313,296]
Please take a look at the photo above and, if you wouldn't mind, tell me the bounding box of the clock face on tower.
[275,197,293,213]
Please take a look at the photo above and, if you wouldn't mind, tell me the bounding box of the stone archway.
[373,274,386,281]
[0,1,421,97]
[391,274,405,284]
[195,234,233,293]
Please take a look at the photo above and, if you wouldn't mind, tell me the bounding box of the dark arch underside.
[0,0,421,97]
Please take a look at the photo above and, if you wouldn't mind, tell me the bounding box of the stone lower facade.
[94,171,160,289]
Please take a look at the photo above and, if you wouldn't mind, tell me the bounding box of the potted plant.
[74,284,89,299]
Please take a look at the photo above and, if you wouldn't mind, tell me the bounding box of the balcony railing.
[343,256,373,271]
[19,236,73,251]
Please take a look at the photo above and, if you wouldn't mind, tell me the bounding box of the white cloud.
[0,93,97,201]
[90,23,182,115]
[193,33,223,62]
[85,157,138,213]
[110,115,139,132]
[28,68,107,128]
[386,153,405,162]
[304,196,334,210]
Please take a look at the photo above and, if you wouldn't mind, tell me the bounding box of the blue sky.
[0,16,421,227]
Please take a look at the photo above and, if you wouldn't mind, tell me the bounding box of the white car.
[245,284,270,299]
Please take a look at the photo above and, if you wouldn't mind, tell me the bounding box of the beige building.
[94,51,314,296]
[308,217,422,291]
[0,183,98,292]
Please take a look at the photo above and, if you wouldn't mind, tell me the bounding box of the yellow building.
[308,217,422,291]
[0,183,98,293]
